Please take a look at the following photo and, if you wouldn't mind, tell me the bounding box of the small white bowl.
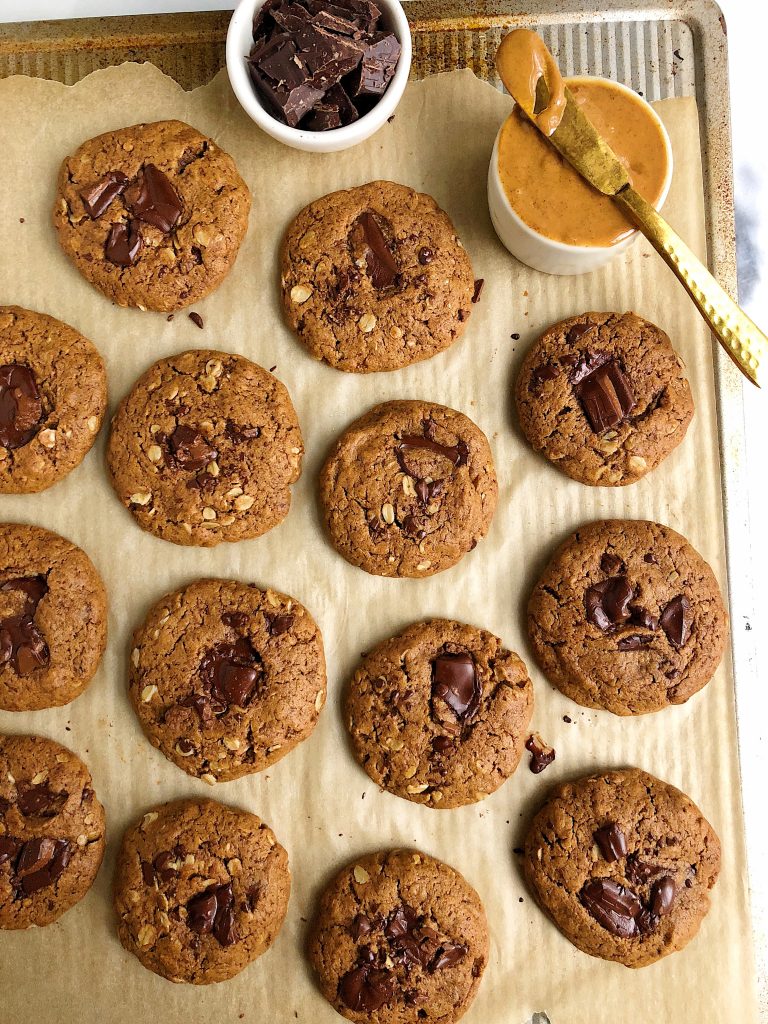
[487,78,673,276]
[226,0,412,153]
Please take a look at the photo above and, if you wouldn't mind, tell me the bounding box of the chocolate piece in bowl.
[247,0,401,130]
[523,769,720,967]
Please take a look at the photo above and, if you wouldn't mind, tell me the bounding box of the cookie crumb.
[188,311,204,329]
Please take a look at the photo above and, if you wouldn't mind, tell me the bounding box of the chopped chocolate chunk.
[199,639,263,709]
[649,875,676,916]
[222,611,249,631]
[659,595,693,649]
[0,363,43,449]
[525,732,555,774]
[127,164,183,233]
[431,735,453,754]
[600,552,624,575]
[79,170,129,219]
[265,612,294,636]
[349,211,399,289]
[349,913,372,940]
[105,220,142,267]
[471,278,484,303]
[593,823,628,863]
[429,942,468,972]
[418,246,433,265]
[573,355,636,433]
[188,311,204,329]
[643,552,657,564]
[431,652,481,724]
[396,433,469,475]
[167,425,217,472]
[339,963,396,1013]
[566,321,596,345]
[617,634,654,650]
[580,878,641,937]
[0,575,50,676]
[625,854,663,886]
[187,882,237,946]
[15,782,68,818]
[585,575,633,632]
[628,605,659,631]
[529,362,559,391]
[225,420,261,443]
[347,32,401,97]
[10,836,71,895]
[635,906,659,935]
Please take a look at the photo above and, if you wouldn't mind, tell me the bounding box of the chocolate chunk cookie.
[113,798,290,984]
[53,120,250,312]
[129,578,326,782]
[527,519,727,716]
[280,181,475,372]
[515,312,694,486]
[0,306,107,493]
[106,350,304,546]
[523,768,721,968]
[309,849,488,1023]
[319,400,497,577]
[0,734,106,929]
[0,524,107,711]
[346,619,533,808]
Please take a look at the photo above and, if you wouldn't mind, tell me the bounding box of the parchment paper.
[0,65,758,1024]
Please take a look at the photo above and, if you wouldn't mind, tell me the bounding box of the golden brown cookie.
[0,734,106,929]
[113,798,290,984]
[129,578,326,783]
[346,619,533,808]
[0,524,107,711]
[0,306,107,494]
[523,768,721,968]
[281,181,476,372]
[527,519,728,716]
[319,400,497,577]
[106,350,304,547]
[308,849,488,1023]
[53,120,251,312]
[515,312,694,486]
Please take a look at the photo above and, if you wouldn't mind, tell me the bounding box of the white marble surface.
[1,0,766,1012]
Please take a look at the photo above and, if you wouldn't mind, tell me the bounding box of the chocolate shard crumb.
[188,311,204,329]
[471,278,484,303]
[525,732,555,774]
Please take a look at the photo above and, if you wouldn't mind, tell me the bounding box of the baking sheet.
[0,64,758,1023]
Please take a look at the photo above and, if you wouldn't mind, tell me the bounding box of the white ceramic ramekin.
[226,0,412,154]
[487,77,674,276]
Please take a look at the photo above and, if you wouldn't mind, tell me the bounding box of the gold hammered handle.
[615,186,767,387]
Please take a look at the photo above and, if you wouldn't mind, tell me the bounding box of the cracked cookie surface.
[309,849,488,1023]
[319,400,497,578]
[53,120,250,312]
[0,306,107,493]
[280,181,475,373]
[515,311,694,486]
[129,578,326,782]
[523,768,721,968]
[527,519,727,716]
[113,798,290,984]
[346,619,533,808]
[0,523,107,711]
[0,734,105,928]
[106,349,304,546]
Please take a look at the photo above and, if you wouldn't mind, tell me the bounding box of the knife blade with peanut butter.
[495,28,767,388]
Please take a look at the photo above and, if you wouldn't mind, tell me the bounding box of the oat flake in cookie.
[0,524,107,712]
[0,734,106,929]
[113,798,290,984]
[515,312,694,486]
[129,579,326,782]
[107,350,304,546]
[523,768,721,968]
[281,181,475,372]
[346,619,533,808]
[320,400,497,577]
[53,120,250,313]
[527,519,727,716]
[0,306,107,493]
[309,849,488,1023]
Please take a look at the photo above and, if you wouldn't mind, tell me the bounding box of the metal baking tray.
[0,1,761,1016]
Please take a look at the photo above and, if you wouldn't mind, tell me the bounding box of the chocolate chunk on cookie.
[0,524,107,711]
[129,578,326,782]
[527,519,727,715]
[53,120,250,312]
[0,735,105,928]
[281,181,475,372]
[309,849,488,1023]
[523,768,721,968]
[346,619,533,808]
[515,312,694,485]
[106,350,304,546]
[0,306,107,493]
[319,400,497,577]
[113,798,290,983]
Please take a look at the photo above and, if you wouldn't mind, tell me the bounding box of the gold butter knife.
[496,30,767,388]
